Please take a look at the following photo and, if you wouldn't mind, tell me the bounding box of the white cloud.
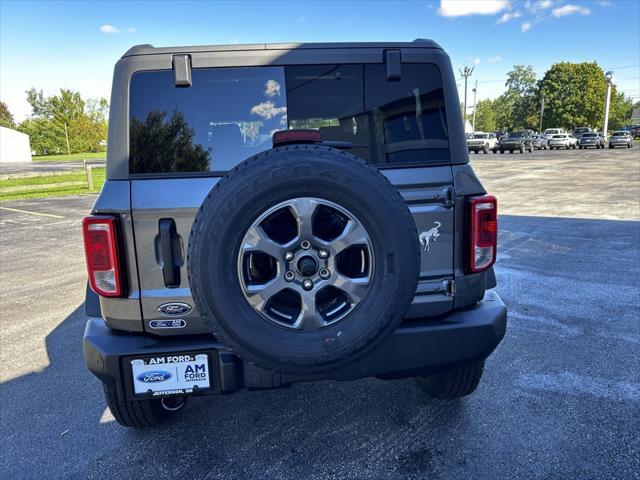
[596,1,611,6]
[99,24,135,34]
[99,24,120,34]
[552,4,591,17]
[496,10,522,23]
[250,101,286,120]
[526,0,553,12]
[437,0,508,17]
[473,58,481,65]
[264,80,281,97]
[487,56,503,63]
[521,21,532,32]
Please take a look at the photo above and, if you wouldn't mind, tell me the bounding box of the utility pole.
[603,71,613,141]
[471,79,478,131]
[63,122,71,157]
[459,66,474,131]
[539,96,545,133]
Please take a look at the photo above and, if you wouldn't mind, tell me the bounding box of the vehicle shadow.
[0,303,471,480]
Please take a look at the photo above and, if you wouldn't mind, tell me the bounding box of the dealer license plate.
[130,353,210,396]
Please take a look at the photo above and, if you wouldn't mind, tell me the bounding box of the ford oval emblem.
[158,302,192,316]
[137,370,172,383]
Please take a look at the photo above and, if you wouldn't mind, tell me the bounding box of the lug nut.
[284,251,294,262]
[302,279,314,291]
[300,240,311,250]
[284,271,295,282]
[318,249,329,259]
[319,268,331,280]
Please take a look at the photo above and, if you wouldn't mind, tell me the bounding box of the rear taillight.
[468,195,497,273]
[82,215,123,297]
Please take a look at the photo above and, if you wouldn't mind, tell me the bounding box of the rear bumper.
[83,290,507,401]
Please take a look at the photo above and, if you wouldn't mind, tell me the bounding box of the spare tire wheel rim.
[237,197,374,331]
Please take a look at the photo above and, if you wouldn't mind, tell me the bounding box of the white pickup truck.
[467,132,498,154]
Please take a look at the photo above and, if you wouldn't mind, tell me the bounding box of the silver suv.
[82,41,507,427]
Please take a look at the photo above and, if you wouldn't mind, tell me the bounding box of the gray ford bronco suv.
[82,40,507,428]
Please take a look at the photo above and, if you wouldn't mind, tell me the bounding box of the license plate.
[130,353,210,396]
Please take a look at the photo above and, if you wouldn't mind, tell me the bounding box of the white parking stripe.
[0,206,65,219]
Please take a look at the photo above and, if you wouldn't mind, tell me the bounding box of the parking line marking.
[0,206,65,219]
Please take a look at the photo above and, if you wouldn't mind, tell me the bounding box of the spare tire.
[188,145,419,374]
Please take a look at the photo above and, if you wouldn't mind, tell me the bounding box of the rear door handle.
[158,218,181,288]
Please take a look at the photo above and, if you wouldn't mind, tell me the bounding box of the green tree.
[539,62,607,130]
[504,65,538,130]
[473,99,496,132]
[130,110,210,173]
[18,89,108,155]
[493,95,513,131]
[607,88,634,131]
[18,117,65,154]
[0,101,15,129]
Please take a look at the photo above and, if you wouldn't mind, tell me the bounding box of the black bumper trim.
[83,291,507,400]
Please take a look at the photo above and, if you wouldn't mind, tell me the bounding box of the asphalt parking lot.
[1,147,639,479]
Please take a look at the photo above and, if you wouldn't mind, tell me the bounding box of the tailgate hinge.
[442,186,456,206]
[444,278,456,297]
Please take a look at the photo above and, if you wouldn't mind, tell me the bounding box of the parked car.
[572,127,594,141]
[531,134,549,150]
[543,128,565,140]
[467,132,498,153]
[609,131,634,148]
[567,133,579,148]
[498,131,534,153]
[549,133,576,149]
[81,40,506,428]
[578,132,604,149]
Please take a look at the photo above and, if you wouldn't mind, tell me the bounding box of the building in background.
[0,126,32,163]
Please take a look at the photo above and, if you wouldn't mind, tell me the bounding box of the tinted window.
[130,63,449,174]
[582,133,596,138]
[508,133,524,138]
[612,132,627,136]
[365,64,449,164]
[130,67,287,173]
[285,65,371,162]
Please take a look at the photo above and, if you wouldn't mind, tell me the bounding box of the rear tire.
[103,385,187,428]
[416,361,485,399]
[188,145,419,374]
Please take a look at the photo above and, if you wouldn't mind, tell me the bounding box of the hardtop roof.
[122,40,443,58]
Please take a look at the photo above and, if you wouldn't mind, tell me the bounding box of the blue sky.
[1,0,639,120]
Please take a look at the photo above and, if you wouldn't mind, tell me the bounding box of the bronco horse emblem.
[419,222,441,252]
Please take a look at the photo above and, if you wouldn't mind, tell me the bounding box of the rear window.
[612,132,627,137]
[553,135,566,138]
[582,133,596,138]
[129,63,449,174]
